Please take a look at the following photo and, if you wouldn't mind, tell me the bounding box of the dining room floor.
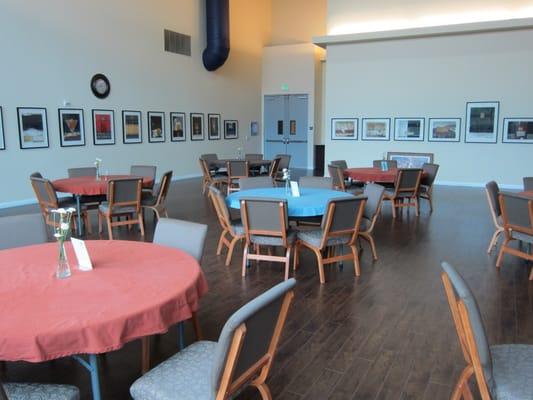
[2,179,532,400]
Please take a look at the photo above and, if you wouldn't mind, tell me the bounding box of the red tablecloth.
[344,167,399,183]
[519,191,533,199]
[0,240,208,362]
[52,175,154,196]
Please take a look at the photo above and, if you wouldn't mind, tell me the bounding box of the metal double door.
[264,94,308,169]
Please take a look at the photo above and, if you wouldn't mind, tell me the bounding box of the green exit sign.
[281,84,289,91]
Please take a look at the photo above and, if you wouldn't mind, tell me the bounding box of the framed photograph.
[251,121,259,136]
[387,152,434,168]
[502,118,533,144]
[0,107,5,150]
[394,118,424,141]
[428,118,461,142]
[208,113,221,140]
[148,112,165,143]
[17,107,49,149]
[58,109,85,147]
[331,118,357,140]
[362,118,390,141]
[122,110,142,144]
[224,120,238,139]
[465,101,499,143]
[92,109,115,145]
[170,112,186,142]
[190,113,204,141]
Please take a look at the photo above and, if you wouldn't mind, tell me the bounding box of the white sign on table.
[290,181,300,197]
[71,238,93,271]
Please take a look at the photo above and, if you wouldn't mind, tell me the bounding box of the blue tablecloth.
[226,187,354,217]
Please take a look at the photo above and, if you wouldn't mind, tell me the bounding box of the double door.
[264,94,308,169]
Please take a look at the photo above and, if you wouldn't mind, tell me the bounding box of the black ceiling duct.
[202,0,230,71]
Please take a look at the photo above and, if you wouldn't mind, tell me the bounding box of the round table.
[0,240,207,399]
[226,187,354,217]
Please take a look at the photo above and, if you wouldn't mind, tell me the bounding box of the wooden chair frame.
[495,194,533,280]
[98,179,145,240]
[209,189,245,266]
[215,289,295,400]
[200,159,226,195]
[240,200,292,280]
[441,271,491,400]
[268,158,281,179]
[383,169,423,218]
[358,194,385,261]
[328,164,347,191]
[485,187,504,254]
[294,199,366,284]
[142,172,172,221]
[418,164,439,213]
[227,161,250,193]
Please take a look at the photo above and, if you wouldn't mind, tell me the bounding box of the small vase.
[56,241,71,279]
[285,177,291,195]
[96,167,100,181]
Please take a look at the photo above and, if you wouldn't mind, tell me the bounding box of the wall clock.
[90,73,111,99]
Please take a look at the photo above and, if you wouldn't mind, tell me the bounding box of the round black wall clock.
[90,73,111,99]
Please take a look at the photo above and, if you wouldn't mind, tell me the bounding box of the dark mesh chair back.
[200,153,218,162]
[241,198,288,236]
[421,163,439,186]
[68,167,97,178]
[155,171,173,204]
[245,153,263,161]
[485,181,501,217]
[299,176,333,189]
[330,160,348,170]
[239,177,274,190]
[499,193,533,233]
[328,164,345,190]
[393,168,422,196]
[275,154,291,170]
[108,178,142,210]
[321,197,366,236]
[269,157,282,178]
[363,183,385,221]
[131,165,156,189]
[30,171,43,179]
[227,160,249,178]
[523,177,533,191]
[31,177,59,209]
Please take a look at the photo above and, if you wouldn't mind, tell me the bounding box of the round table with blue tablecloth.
[226,187,354,217]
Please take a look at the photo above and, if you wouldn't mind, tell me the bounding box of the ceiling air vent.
[164,29,191,56]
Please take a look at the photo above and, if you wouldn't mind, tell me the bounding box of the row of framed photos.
[0,107,239,150]
[331,101,533,144]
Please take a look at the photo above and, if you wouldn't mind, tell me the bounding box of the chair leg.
[451,366,474,400]
[391,199,397,218]
[98,212,103,234]
[496,238,510,267]
[312,247,325,284]
[414,197,420,217]
[242,245,249,277]
[225,236,240,267]
[141,337,150,374]
[428,192,434,213]
[254,382,272,400]
[350,244,360,277]
[106,216,113,240]
[216,231,227,255]
[293,241,300,271]
[362,233,378,261]
[138,213,145,237]
[284,247,291,281]
[487,229,502,254]
[191,312,202,340]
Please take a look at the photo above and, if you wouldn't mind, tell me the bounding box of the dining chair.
[358,183,385,261]
[0,213,49,250]
[329,159,364,191]
[131,165,157,194]
[328,164,362,195]
[201,153,221,174]
[485,181,503,254]
[208,185,245,266]
[382,168,423,218]
[67,167,96,177]
[495,192,533,280]
[372,160,398,169]
[294,196,367,284]
[240,198,295,280]
[267,157,281,179]
[418,163,439,212]
[523,176,533,191]
[98,178,144,240]
[141,170,173,220]
[30,171,43,179]
[440,261,533,400]
[245,153,263,161]
[273,154,291,184]
[67,167,106,208]
[200,158,226,195]
[299,176,333,189]
[227,160,250,193]
[30,176,90,234]
[330,160,348,169]
[239,176,274,190]
[1,381,80,400]
[130,278,296,400]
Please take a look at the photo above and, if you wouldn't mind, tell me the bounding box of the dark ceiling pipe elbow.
[203,0,230,71]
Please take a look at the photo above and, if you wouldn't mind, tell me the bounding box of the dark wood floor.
[2,179,532,399]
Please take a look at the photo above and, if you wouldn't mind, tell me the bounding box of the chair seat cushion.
[250,229,297,246]
[491,344,533,399]
[130,341,217,400]
[99,202,137,214]
[511,231,533,244]
[297,229,351,248]
[4,383,80,400]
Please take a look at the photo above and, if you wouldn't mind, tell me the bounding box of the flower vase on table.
[94,158,102,180]
[52,208,75,279]
[282,168,291,195]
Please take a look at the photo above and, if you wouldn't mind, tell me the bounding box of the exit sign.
[281,84,289,91]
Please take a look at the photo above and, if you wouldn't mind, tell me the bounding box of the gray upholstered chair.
[240,198,295,280]
[329,160,363,191]
[485,181,503,254]
[0,213,49,250]
[131,165,157,193]
[299,176,333,189]
[441,262,533,400]
[226,160,249,193]
[330,160,348,169]
[239,177,274,191]
[200,158,226,195]
[523,176,533,191]
[267,157,281,179]
[496,193,533,280]
[67,167,96,177]
[382,168,423,218]
[98,178,144,239]
[328,164,362,195]
[1,381,80,400]
[358,183,385,261]
[142,170,173,220]
[294,196,367,284]
[418,163,439,212]
[208,186,245,266]
[273,154,291,184]
[372,159,398,169]
[130,278,296,400]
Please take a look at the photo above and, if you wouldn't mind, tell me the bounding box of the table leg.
[178,322,185,350]
[141,337,150,374]
[72,354,101,400]
[75,195,83,237]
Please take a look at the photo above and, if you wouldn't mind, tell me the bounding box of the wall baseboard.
[435,180,522,190]
[0,173,203,210]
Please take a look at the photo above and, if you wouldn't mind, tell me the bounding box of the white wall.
[324,27,533,186]
[271,0,326,44]
[0,0,270,205]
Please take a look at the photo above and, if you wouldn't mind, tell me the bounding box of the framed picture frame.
[394,118,424,141]
[362,118,390,141]
[465,101,499,143]
[148,112,165,143]
[251,121,259,136]
[17,107,49,149]
[224,120,238,139]
[122,110,142,144]
[170,112,186,142]
[208,113,221,140]
[58,108,85,147]
[92,109,115,145]
[0,107,5,150]
[387,151,434,168]
[331,118,357,140]
[190,113,204,141]
[502,118,533,144]
[428,118,461,142]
